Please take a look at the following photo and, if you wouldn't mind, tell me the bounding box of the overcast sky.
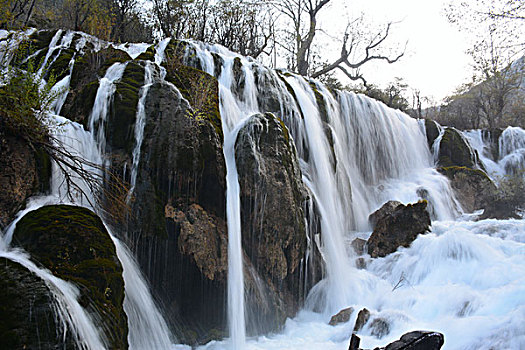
[318,0,473,103]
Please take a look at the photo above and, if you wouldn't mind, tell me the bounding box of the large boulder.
[12,205,128,349]
[127,78,227,343]
[438,166,497,212]
[0,257,76,349]
[367,201,431,258]
[368,201,402,229]
[235,112,309,333]
[438,128,479,168]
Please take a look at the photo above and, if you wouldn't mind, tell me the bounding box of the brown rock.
[367,201,431,258]
[329,307,354,326]
[368,201,402,229]
[354,308,371,332]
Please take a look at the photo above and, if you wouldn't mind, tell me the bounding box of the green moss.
[438,165,491,182]
[13,205,129,349]
[438,128,476,168]
[107,62,145,153]
[48,48,75,82]
[164,63,223,140]
[136,45,155,61]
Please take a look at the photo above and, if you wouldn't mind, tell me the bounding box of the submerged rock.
[329,307,355,326]
[0,257,76,349]
[367,201,431,258]
[235,112,309,332]
[12,204,128,349]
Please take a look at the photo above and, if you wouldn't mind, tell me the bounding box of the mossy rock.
[12,205,129,349]
[163,62,223,140]
[33,145,51,193]
[438,128,476,168]
[106,61,145,153]
[0,257,77,349]
[48,47,75,82]
[136,44,155,61]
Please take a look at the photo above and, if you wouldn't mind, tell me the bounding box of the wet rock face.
[12,205,128,349]
[0,135,37,228]
[438,166,497,213]
[424,119,440,149]
[438,128,478,168]
[367,201,431,258]
[235,112,309,332]
[368,201,402,229]
[0,257,76,349]
[128,80,228,342]
[349,331,444,350]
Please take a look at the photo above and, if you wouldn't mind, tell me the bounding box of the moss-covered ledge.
[12,204,129,349]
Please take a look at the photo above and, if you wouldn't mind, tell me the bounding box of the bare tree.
[274,0,405,85]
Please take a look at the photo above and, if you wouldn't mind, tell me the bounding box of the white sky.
[318,0,474,103]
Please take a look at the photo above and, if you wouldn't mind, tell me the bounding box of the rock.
[438,128,479,168]
[438,166,497,212]
[351,238,367,255]
[125,79,228,342]
[370,318,390,339]
[0,257,76,349]
[329,307,354,326]
[367,201,430,258]
[354,308,371,332]
[12,205,128,349]
[350,330,444,350]
[383,331,444,350]
[368,201,402,229]
[0,132,50,228]
[355,257,367,269]
[349,334,361,350]
[424,119,440,149]
[235,112,309,332]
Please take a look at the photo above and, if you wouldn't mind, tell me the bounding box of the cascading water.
[1,32,175,349]
[2,29,524,350]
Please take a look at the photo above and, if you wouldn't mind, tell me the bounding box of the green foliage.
[0,48,59,145]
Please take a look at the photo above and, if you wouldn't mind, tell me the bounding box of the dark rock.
[368,201,402,229]
[367,201,430,258]
[63,46,131,124]
[329,307,354,326]
[354,308,371,332]
[438,166,497,213]
[355,257,367,269]
[351,238,367,255]
[107,61,145,154]
[0,133,50,228]
[0,257,76,349]
[235,112,309,333]
[383,331,444,350]
[349,334,361,350]
[370,318,390,339]
[12,205,128,349]
[438,128,478,168]
[424,119,440,149]
[125,80,227,342]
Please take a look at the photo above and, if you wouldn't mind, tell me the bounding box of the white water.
[128,61,154,199]
[188,42,523,350]
[1,32,174,348]
[463,127,525,180]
